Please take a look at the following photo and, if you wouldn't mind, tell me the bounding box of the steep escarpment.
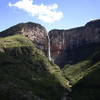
[0,22,48,53]
[1,20,100,67]
[49,19,100,67]
[0,35,71,100]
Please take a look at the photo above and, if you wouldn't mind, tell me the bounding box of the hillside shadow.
[54,43,100,67]
[71,64,100,100]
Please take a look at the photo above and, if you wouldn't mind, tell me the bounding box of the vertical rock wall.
[49,20,100,67]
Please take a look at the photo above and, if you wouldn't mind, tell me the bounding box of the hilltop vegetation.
[0,35,70,100]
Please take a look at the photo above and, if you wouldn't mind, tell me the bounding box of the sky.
[0,0,100,31]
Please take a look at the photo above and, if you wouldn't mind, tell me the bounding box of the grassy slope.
[62,43,100,100]
[0,35,70,100]
[72,63,100,100]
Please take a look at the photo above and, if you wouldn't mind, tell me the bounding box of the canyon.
[0,19,100,100]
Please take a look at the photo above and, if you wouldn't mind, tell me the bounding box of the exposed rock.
[1,20,100,67]
[0,22,48,54]
[49,19,100,67]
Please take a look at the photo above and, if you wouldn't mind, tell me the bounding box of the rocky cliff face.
[49,19,100,67]
[0,22,48,54]
[1,20,100,67]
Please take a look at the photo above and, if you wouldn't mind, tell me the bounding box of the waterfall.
[47,32,51,61]
[62,31,65,46]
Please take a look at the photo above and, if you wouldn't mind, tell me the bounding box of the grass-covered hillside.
[0,35,70,100]
[62,43,100,100]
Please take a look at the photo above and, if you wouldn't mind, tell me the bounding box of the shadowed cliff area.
[62,43,100,100]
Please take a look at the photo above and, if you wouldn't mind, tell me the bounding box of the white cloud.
[8,0,63,23]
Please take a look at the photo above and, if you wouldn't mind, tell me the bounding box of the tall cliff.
[0,22,48,54]
[1,20,100,67]
[49,19,100,67]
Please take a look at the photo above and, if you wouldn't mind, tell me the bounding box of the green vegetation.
[62,43,100,100]
[0,35,70,100]
[72,62,100,100]
[1,34,100,100]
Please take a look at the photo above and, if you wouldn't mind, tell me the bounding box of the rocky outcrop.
[49,19,100,67]
[0,22,48,53]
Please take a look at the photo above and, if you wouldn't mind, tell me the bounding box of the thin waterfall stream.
[47,32,51,61]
